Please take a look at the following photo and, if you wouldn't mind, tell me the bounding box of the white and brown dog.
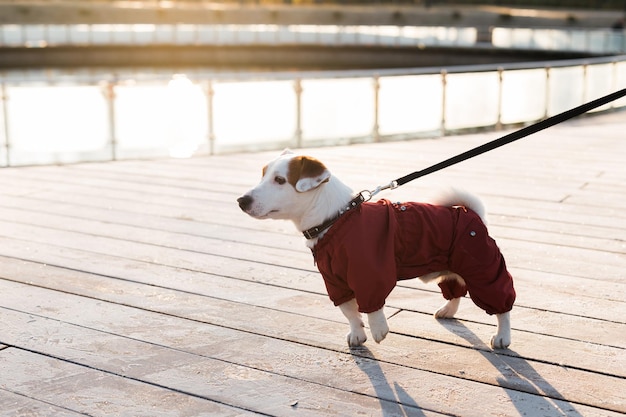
[238,150,515,349]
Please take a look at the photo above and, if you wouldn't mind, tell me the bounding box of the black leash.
[390,88,626,189]
[303,88,626,240]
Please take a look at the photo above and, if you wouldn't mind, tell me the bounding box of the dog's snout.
[237,195,253,211]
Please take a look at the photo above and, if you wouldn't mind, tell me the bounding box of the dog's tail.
[432,188,487,225]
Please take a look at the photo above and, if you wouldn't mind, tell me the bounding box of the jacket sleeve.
[321,271,355,307]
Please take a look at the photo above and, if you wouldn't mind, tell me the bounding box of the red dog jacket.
[312,199,515,314]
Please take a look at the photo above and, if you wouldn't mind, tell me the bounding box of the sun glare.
[165,74,206,158]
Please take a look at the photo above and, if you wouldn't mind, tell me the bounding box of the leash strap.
[305,89,625,240]
[393,88,626,187]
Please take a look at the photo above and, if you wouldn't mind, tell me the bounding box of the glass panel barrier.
[114,84,171,157]
[154,24,175,44]
[547,66,585,116]
[493,27,625,53]
[586,63,615,113]
[67,24,90,44]
[444,72,499,130]
[0,89,6,167]
[115,77,207,159]
[1,25,22,46]
[2,23,624,52]
[615,61,626,108]
[378,74,443,136]
[500,68,547,124]
[91,24,114,44]
[301,78,374,143]
[132,24,157,45]
[23,25,46,47]
[175,24,197,45]
[48,25,70,45]
[6,85,110,165]
[212,80,296,152]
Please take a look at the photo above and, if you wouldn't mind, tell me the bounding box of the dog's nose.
[237,195,253,211]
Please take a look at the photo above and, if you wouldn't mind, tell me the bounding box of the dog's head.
[237,150,331,221]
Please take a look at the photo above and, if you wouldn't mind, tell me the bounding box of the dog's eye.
[274,176,286,185]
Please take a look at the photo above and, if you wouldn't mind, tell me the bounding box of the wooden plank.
[0,349,263,417]
[387,310,626,378]
[0,110,623,417]
[0,389,86,417]
[0,298,484,417]
[0,228,623,345]
[498,239,625,281]
[2,126,620,216]
[0,190,624,306]
[2,151,619,245]
[3,250,624,375]
[4,166,623,266]
[3,193,622,299]
[386,287,626,349]
[1,281,623,416]
[1,192,624,310]
[398,267,626,318]
[3,190,624,263]
[1,261,624,414]
[0,204,310,268]
[0,197,623,320]
[5,177,622,326]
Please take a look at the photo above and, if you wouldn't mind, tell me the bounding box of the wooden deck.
[1,110,625,417]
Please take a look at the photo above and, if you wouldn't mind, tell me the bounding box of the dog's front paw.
[491,312,511,349]
[347,326,367,347]
[367,309,389,344]
[490,331,511,349]
[491,329,511,349]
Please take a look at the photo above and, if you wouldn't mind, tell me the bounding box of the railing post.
[206,80,216,155]
[440,69,447,136]
[582,62,588,105]
[103,80,117,161]
[293,78,303,149]
[1,82,10,166]
[544,65,551,118]
[496,67,503,130]
[372,75,380,142]
[612,60,618,110]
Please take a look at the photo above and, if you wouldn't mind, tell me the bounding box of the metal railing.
[492,27,626,54]
[1,24,626,166]
[0,23,478,48]
[0,24,626,54]
[2,23,626,53]
[2,55,625,167]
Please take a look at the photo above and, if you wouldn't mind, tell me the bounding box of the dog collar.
[302,193,366,240]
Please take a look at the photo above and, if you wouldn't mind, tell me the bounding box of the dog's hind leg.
[434,297,461,318]
[491,311,511,349]
[431,272,465,318]
[339,299,368,346]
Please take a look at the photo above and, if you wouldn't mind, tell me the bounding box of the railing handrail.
[1,54,625,85]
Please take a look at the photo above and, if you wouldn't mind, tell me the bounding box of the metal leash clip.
[368,180,398,200]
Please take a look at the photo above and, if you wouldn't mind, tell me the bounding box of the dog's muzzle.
[237,195,253,212]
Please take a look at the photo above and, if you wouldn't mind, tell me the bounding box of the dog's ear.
[288,156,331,192]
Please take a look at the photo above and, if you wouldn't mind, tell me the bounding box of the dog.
[237,150,515,349]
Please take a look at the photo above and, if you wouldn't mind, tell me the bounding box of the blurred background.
[0,0,625,166]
